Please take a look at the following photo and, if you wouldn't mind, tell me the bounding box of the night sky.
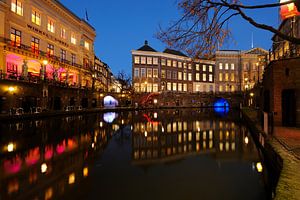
[59,0,281,75]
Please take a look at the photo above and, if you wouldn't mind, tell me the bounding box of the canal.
[0,108,271,200]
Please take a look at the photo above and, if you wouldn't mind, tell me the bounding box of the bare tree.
[116,70,133,94]
[157,0,300,58]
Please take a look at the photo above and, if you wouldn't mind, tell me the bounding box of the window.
[167,70,171,79]
[219,85,223,92]
[209,65,213,72]
[225,63,229,70]
[134,83,140,92]
[141,83,146,92]
[141,57,146,64]
[173,60,177,67]
[183,84,187,92]
[183,72,187,81]
[196,64,200,71]
[209,74,213,82]
[196,73,200,81]
[134,56,140,64]
[31,10,41,25]
[11,0,23,16]
[153,84,158,92]
[47,44,54,56]
[47,19,55,33]
[147,57,152,65]
[147,83,152,92]
[147,68,152,78]
[161,59,166,66]
[178,83,182,91]
[188,73,192,81]
[230,73,234,81]
[188,63,192,69]
[161,70,166,78]
[61,28,66,39]
[84,41,90,50]
[203,65,207,71]
[202,74,207,81]
[178,62,182,68]
[167,82,172,91]
[141,68,146,77]
[10,28,21,47]
[219,73,223,81]
[83,58,89,69]
[225,73,229,81]
[219,63,223,70]
[231,63,235,70]
[153,69,158,78]
[7,62,18,74]
[231,85,235,92]
[60,49,66,61]
[244,63,249,70]
[173,83,177,91]
[31,37,39,54]
[153,58,158,65]
[178,71,182,80]
[183,63,187,68]
[135,68,140,78]
[173,71,177,79]
[167,60,172,67]
[71,54,76,66]
[71,33,76,45]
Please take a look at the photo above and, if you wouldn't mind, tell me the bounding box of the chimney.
[145,40,148,45]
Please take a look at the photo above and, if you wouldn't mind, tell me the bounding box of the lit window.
[161,70,166,78]
[178,71,182,80]
[11,0,23,16]
[231,73,235,81]
[172,83,177,91]
[153,69,158,78]
[134,83,140,92]
[60,49,66,61]
[61,28,66,39]
[209,74,213,82]
[183,72,187,81]
[219,73,223,81]
[141,57,146,64]
[188,73,192,81]
[231,63,235,70]
[196,64,200,71]
[147,68,152,78]
[134,56,140,64]
[183,63,187,68]
[167,82,172,91]
[10,28,21,47]
[31,37,39,55]
[147,57,152,65]
[134,68,139,77]
[161,59,166,66]
[178,62,182,68]
[31,10,41,25]
[47,19,55,33]
[173,60,177,67]
[203,65,206,71]
[225,73,229,81]
[196,73,200,81]
[219,63,223,70]
[219,85,223,92]
[147,83,152,92]
[188,63,192,69]
[153,58,158,65]
[183,84,187,92]
[225,63,229,70]
[178,83,182,91]
[153,84,158,92]
[141,68,146,77]
[209,65,213,72]
[47,44,54,56]
[71,33,77,45]
[202,74,207,81]
[167,60,172,67]
[84,41,90,50]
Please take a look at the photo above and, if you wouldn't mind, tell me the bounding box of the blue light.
[214,98,230,115]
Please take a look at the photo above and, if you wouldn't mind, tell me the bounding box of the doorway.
[282,89,296,126]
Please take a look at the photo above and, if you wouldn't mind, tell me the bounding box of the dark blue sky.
[60,0,281,75]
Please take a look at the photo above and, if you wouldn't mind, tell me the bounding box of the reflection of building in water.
[0,116,112,200]
[132,111,258,165]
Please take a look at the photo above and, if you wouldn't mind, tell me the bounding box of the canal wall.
[242,108,300,200]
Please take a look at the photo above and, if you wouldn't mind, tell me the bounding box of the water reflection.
[0,109,268,200]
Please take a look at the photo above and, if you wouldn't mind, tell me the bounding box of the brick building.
[132,41,215,93]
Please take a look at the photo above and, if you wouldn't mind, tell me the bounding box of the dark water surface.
[0,109,269,200]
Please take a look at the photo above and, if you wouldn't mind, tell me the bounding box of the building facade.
[215,48,268,92]
[132,41,215,93]
[0,0,103,113]
[94,56,110,92]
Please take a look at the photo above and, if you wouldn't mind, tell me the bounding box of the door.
[282,89,296,126]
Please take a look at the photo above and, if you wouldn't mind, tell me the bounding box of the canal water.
[0,109,271,200]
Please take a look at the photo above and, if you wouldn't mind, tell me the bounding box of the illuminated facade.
[94,56,110,92]
[0,0,96,86]
[132,41,215,93]
[215,48,268,92]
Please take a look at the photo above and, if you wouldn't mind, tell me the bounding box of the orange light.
[280,0,300,19]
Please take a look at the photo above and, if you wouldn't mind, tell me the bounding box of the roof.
[243,47,268,55]
[137,40,157,52]
[163,48,188,57]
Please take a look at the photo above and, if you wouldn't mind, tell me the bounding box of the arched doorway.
[103,96,118,108]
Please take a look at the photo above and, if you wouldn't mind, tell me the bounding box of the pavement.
[242,108,300,200]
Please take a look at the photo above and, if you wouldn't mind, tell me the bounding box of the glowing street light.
[256,162,263,173]
[42,60,48,65]
[8,86,16,93]
[250,92,254,97]
[41,163,48,173]
[7,142,15,152]
[244,136,249,145]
